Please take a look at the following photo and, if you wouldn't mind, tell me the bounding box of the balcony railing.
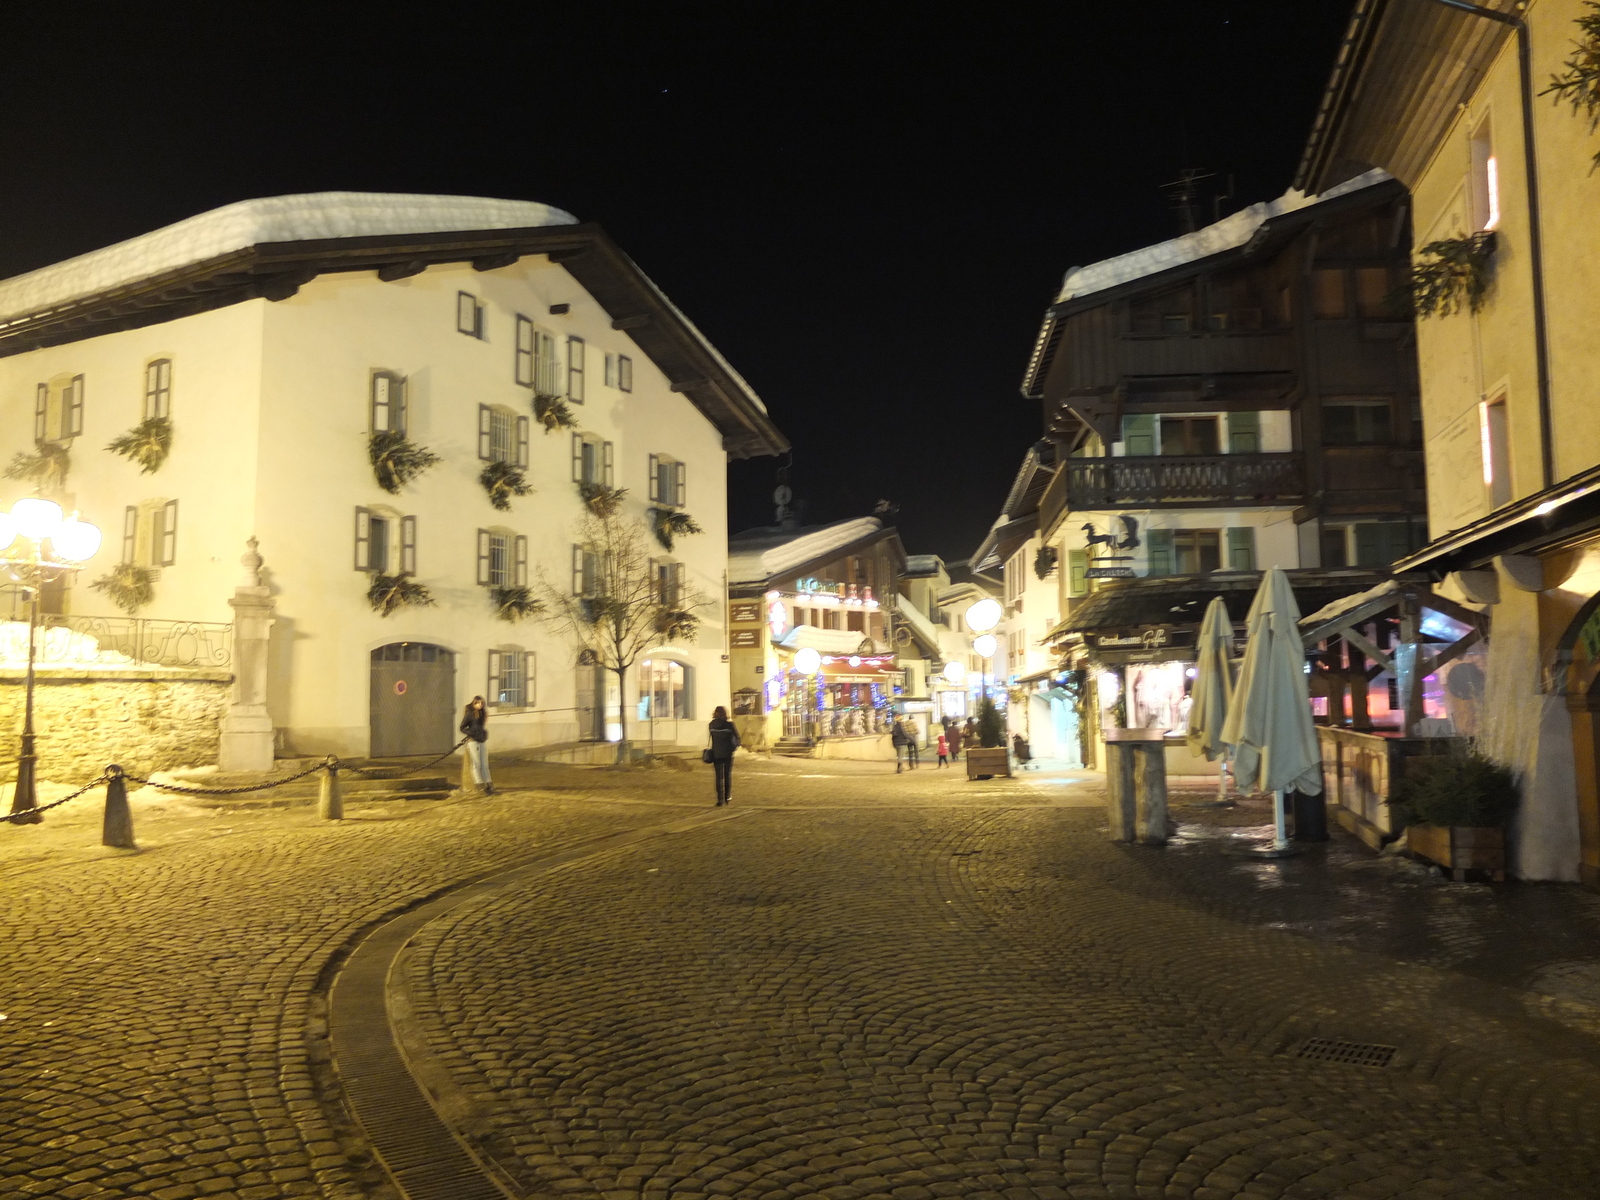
[1,615,233,670]
[1065,453,1304,510]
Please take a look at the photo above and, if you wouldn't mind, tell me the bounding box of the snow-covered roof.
[1056,169,1392,304]
[728,517,883,585]
[0,192,578,323]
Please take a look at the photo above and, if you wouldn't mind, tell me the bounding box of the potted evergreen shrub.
[369,430,441,493]
[532,391,578,432]
[1391,746,1518,881]
[107,416,174,474]
[966,697,1011,780]
[90,562,156,614]
[649,506,703,551]
[578,481,627,517]
[368,572,436,617]
[490,585,543,623]
[5,442,71,492]
[480,461,533,511]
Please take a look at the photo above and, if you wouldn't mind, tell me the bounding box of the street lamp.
[1,500,102,823]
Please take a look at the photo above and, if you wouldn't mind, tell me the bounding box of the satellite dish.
[773,485,793,505]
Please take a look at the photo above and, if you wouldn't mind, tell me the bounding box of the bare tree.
[538,508,707,762]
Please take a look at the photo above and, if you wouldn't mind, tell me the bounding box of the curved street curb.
[327,809,749,1200]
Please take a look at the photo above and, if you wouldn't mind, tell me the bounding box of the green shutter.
[1122,414,1156,456]
[1146,529,1173,576]
[1353,523,1385,566]
[1228,411,1260,454]
[1383,521,1412,565]
[1068,549,1088,597]
[1226,527,1256,571]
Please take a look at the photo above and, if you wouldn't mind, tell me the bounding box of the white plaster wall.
[1065,508,1301,578]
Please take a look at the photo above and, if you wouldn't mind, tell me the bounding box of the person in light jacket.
[708,706,741,806]
[460,696,493,794]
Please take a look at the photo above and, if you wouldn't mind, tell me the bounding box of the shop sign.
[730,601,760,623]
[897,699,933,712]
[1085,566,1136,579]
[1095,627,1170,649]
[730,629,760,648]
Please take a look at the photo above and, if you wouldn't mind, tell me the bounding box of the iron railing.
[12,615,233,670]
[1065,453,1303,509]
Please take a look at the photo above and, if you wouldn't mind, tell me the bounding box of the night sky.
[2,2,1355,562]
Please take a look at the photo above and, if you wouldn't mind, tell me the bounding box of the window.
[1354,268,1394,319]
[457,291,484,338]
[356,509,416,574]
[126,500,179,568]
[1312,268,1348,319]
[515,316,560,392]
[572,544,602,596]
[516,316,535,386]
[573,434,614,486]
[488,648,536,709]
[1120,414,1156,456]
[1160,416,1219,456]
[1321,526,1350,568]
[35,375,85,443]
[605,354,617,388]
[647,454,686,506]
[1130,288,1193,334]
[567,335,586,402]
[476,530,527,587]
[653,559,686,609]
[1481,395,1512,508]
[1225,527,1256,571]
[1323,400,1393,445]
[639,658,691,720]
[1352,521,1417,568]
[144,360,172,420]
[1470,113,1500,232]
[1168,529,1221,574]
[479,405,529,465]
[1227,411,1260,454]
[618,354,633,392]
[371,371,406,434]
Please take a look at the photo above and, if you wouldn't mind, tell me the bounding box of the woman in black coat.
[707,706,741,806]
[460,696,493,794]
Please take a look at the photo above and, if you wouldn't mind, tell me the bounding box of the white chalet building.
[0,193,786,761]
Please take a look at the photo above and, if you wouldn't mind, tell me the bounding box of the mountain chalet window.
[573,434,614,486]
[144,360,172,420]
[567,336,586,402]
[123,500,179,568]
[1160,416,1219,457]
[516,316,560,392]
[1323,400,1393,445]
[605,353,634,392]
[371,372,407,434]
[478,405,530,465]
[639,658,691,720]
[488,648,536,709]
[35,375,85,443]
[457,291,485,339]
[1146,528,1242,575]
[1322,521,1419,569]
[355,509,417,574]
[648,454,686,506]
[476,530,528,588]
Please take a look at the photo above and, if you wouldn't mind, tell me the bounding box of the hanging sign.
[1085,566,1136,579]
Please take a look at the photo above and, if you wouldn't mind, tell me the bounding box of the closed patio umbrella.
[1222,568,1323,853]
[1186,595,1235,800]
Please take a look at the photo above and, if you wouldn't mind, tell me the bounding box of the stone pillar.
[219,539,277,773]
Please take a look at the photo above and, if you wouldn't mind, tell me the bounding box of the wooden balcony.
[1116,331,1296,378]
[1065,453,1304,510]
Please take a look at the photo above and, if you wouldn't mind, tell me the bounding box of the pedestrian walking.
[890,717,911,773]
[706,705,740,806]
[935,733,950,768]
[905,721,920,770]
[460,696,493,794]
[964,717,977,748]
[1012,733,1035,770]
[945,721,964,761]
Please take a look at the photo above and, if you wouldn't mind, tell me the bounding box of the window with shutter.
[477,529,492,585]
[366,514,390,574]
[605,354,617,388]
[1068,549,1088,598]
[572,544,585,595]
[618,355,633,392]
[34,384,48,441]
[1226,527,1256,571]
[487,650,504,707]
[567,336,585,402]
[1227,411,1260,454]
[514,536,528,587]
[516,416,529,467]
[674,462,686,507]
[64,376,85,439]
[487,532,509,587]
[457,291,482,337]
[602,441,614,487]
[123,507,138,564]
[157,500,178,567]
[572,433,586,482]
[535,330,558,394]
[400,516,417,575]
[647,453,660,502]
[515,316,535,386]
[478,405,493,460]
[1145,529,1174,576]
[372,372,406,434]
[145,360,172,420]
[1121,414,1156,456]
[524,652,538,708]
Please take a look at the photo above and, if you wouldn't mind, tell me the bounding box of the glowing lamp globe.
[51,518,103,563]
[12,498,63,541]
[965,597,1002,633]
[972,633,998,658]
[942,661,967,685]
[794,647,822,675]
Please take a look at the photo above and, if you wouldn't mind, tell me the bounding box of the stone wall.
[0,668,231,785]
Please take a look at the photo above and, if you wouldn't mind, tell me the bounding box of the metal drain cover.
[1296,1037,1397,1068]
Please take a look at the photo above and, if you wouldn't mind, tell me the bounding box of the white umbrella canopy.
[1222,568,1323,797]
[1186,595,1235,762]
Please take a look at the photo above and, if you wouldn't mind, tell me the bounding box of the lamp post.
[1,499,102,823]
[965,598,1002,725]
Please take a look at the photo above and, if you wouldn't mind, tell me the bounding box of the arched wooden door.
[370,643,456,757]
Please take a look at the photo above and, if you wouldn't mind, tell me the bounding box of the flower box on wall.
[1406,823,1505,882]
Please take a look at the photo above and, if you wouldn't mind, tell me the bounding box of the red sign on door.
[394,680,408,695]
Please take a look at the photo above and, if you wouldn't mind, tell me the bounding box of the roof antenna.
[1212,173,1236,224]
[1161,168,1214,234]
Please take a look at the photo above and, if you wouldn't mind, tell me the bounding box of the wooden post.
[102,765,135,850]
[1398,594,1426,735]
[318,756,343,821]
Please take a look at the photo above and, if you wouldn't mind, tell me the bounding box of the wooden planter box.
[965,747,1011,780]
[1406,823,1506,882]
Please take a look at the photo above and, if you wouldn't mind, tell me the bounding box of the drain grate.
[1296,1037,1398,1068]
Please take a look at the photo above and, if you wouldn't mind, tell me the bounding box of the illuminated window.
[1481,394,1511,508]
[1470,114,1500,233]
[639,658,692,719]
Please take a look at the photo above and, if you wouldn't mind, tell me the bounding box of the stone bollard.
[318,756,343,821]
[102,764,136,850]
[1104,730,1168,845]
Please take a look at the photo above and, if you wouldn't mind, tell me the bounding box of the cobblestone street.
[4,757,1600,1199]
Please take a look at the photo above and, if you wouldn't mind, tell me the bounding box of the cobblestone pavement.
[5,755,1600,1199]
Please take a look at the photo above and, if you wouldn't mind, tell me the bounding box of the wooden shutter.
[567,336,585,402]
[1354,523,1385,566]
[672,563,686,610]
[604,353,617,389]
[571,433,585,482]
[372,375,392,433]
[618,355,633,392]
[515,316,534,386]
[1228,411,1260,454]
[157,500,178,566]
[516,416,530,467]
[1068,549,1088,597]
[394,376,408,434]
[1226,527,1256,571]
[647,454,659,502]
[354,508,372,570]
[458,291,477,335]
[35,384,48,441]
[1145,529,1173,576]
[524,652,537,708]
[400,516,417,575]
[602,441,614,486]
[674,461,686,507]
[1122,414,1156,456]
[473,529,490,585]
[63,375,84,439]
[478,405,493,460]
[123,506,138,563]
[514,535,528,586]
[572,544,585,595]
[487,651,503,707]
